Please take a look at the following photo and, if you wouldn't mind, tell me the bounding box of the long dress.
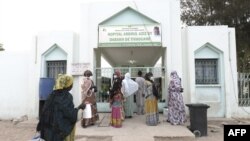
[110,90,123,128]
[121,73,138,118]
[81,77,99,127]
[167,72,186,125]
[144,80,158,126]
[64,126,75,141]
[124,95,133,118]
[135,76,145,115]
[38,90,78,141]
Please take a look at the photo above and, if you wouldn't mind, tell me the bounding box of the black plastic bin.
[186,103,210,137]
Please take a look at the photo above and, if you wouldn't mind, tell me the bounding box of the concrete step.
[113,136,154,141]
[154,136,195,141]
[75,135,195,141]
[75,113,195,141]
[75,135,112,141]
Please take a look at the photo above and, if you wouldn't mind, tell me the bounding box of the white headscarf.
[122,73,139,97]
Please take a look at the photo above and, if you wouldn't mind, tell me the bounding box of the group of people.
[109,70,141,127]
[109,70,186,127]
[36,69,186,141]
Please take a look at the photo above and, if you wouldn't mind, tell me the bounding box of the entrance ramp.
[75,113,195,141]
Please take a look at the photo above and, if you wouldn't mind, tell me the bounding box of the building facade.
[0,0,248,119]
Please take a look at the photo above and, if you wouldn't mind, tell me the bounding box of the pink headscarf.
[114,69,121,77]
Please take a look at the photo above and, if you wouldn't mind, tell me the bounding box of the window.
[47,61,67,78]
[195,59,218,84]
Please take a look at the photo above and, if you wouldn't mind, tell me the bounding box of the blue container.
[39,78,55,100]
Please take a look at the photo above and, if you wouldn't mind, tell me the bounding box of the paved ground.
[75,113,194,141]
[0,113,249,141]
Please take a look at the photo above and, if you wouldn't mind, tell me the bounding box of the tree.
[181,0,250,72]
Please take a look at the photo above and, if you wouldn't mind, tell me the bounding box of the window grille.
[238,73,250,106]
[95,67,165,102]
[195,59,218,84]
[46,61,67,78]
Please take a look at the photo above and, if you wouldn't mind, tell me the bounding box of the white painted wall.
[29,31,81,118]
[80,0,182,109]
[182,26,249,118]
[0,52,32,119]
[80,0,181,72]
[0,31,81,119]
[226,29,250,118]
[184,26,228,117]
[1,0,181,119]
[167,0,182,77]
[0,0,245,119]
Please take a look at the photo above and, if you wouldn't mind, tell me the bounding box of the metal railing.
[95,67,166,103]
[238,73,250,106]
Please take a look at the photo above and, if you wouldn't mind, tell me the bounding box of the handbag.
[179,78,184,93]
[152,83,159,98]
[180,87,184,93]
[92,85,98,92]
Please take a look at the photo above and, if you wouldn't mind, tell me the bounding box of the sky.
[0,0,76,52]
[0,0,130,52]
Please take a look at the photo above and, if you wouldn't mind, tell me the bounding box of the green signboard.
[98,25,162,47]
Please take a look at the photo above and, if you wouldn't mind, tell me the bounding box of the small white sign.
[71,63,90,75]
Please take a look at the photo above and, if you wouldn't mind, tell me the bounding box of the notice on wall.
[71,63,90,75]
[98,24,162,47]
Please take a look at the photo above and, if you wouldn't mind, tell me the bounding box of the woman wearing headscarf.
[37,74,86,141]
[81,70,99,128]
[135,70,145,115]
[110,69,125,120]
[109,77,124,128]
[121,72,138,118]
[167,71,186,125]
[144,72,159,126]
[111,69,123,91]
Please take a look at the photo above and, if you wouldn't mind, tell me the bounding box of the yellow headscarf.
[54,74,73,90]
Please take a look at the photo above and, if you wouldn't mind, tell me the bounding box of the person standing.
[121,72,138,118]
[135,70,145,115]
[81,70,99,128]
[148,72,159,122]
[144,72,159,126]
[110,70,123,93]
[167,71,186,125]
[36,74,86,141]
[110,69,125,120]
[109,78,124,128]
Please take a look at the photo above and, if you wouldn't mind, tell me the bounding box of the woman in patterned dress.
[167,71,186,125]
